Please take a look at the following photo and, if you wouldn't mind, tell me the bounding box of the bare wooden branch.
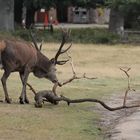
[27,74,140,110]
[26,83,36,95]
[60,95,140,111]
[52,83,58,96]
[120,67,131,78]
[26,52,140,111]
[119,67,135,106]
[59,52,97,86]
[27,85,140,110]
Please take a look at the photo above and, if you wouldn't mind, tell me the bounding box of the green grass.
[0,43,140,140]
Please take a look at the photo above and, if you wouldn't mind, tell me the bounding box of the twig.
[119,67,135,106]
[60,52,97,86]
[26,83,36,95]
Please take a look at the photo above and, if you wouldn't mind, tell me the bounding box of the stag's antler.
[29,26,43,51]
[54,29,72,65]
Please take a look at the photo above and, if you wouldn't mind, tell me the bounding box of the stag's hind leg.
[1,71,11,103]
[0,52,3,69]
[19,70,29,104]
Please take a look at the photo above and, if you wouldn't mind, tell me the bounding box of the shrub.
[0,28,120,44]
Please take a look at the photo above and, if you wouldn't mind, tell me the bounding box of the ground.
[0,43,140,140]
[36,23,108,29]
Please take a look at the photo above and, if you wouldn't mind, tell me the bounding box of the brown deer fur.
[0,40,58,104]
[0,29,71,104]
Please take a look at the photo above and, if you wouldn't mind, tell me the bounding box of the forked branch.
[27,55,140,110]
[58,67,140,111]
[120,67,135,106]
[49,66,140,111]
[59,52,97,86]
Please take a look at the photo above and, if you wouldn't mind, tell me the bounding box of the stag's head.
[30,28,72,85]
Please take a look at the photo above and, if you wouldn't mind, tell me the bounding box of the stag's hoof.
[19,97,25,104]
[5,98,12,104]
[19,100,25,104]
[25,98,29,104]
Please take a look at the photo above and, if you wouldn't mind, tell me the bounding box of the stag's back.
[0,40,6,51]
[0,40,6,68]
[0,39,38,71]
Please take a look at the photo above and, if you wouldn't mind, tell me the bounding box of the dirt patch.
[96,91,140,139]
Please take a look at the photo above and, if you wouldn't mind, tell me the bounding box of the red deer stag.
[0,29,71,104]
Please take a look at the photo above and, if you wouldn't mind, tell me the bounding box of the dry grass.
[44,43,140,78]
[0,43,140,140]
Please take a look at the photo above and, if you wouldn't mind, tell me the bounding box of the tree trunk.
[57,3,68,23]
[14,0,23,27]
[109,8,124,36]
[0,0,14,31]
[25,7,36,29]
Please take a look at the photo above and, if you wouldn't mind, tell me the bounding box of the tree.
[14,0,23,27]
[0,0,14,31]
[124,2,140,29]
[107,0,140,35]
[23,0,56,28]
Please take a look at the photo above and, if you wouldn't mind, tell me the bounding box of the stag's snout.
[52,79,58,84]
[48,78,61,87]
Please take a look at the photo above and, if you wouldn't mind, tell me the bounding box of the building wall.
[35,7,110,24]
[48,7,57,24]
[35,8,57,24]
[68,7,110,24]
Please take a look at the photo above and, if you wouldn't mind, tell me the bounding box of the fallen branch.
[60,95,140,111]
[27,81,140,110]
[27,53,140,111]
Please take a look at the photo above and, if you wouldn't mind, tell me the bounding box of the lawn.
[0,43,140,140]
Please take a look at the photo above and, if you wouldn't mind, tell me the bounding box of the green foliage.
[106,0,140,29]
[11,28,119,44]
[23,0,54,10]
[124,1,140,29]
[105,0,140,15]
[70,0,104,8]
[23,0,104,10]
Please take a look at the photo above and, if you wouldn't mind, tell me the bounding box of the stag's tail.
[0,40,6,69]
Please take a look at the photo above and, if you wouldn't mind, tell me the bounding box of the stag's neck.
[36,52,51,69]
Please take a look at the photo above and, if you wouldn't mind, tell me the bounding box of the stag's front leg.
[1,71,11,103]
[19,70,29,104]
